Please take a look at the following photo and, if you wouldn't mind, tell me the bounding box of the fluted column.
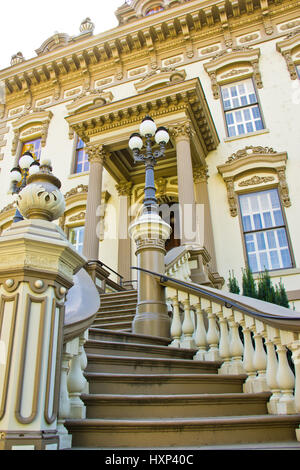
[116,180,132,282]
[83,144,108,260]
[170,121,197,245]
[193,167,217,271]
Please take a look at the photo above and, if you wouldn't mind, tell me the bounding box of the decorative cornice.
[204,47,262,99]
[134,66,186,93]
[238,175,275,187]
[277,30,300,79]
[64,184,88,200]
[218,147,291,216]
[11,109,53,155]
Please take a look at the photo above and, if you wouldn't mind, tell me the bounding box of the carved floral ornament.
[11,109,53,156]
[217,146,291,217]
[204,47,262,99]
[134,67,186,93]
[276,30,300,80]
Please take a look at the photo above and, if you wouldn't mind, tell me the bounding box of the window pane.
[21,138,42,161]
[239,189,292,272]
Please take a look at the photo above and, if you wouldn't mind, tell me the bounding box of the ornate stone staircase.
[65,290,300,450]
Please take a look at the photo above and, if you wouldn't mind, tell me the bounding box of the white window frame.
[239,188,293,273]
[221,78,264,138]
[69,226,85,254]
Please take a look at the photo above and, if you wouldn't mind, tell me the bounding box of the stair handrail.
[132,266,300,423]
[132,267,300,332]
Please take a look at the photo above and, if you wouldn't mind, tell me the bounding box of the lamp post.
[129,116,170,215]
[128,116,172,338]
[10,151,40,223]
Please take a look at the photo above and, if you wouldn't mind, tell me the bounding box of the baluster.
[228,311,244,374]
[252,328,269,392]
[205,302,220,361]
[80,330,89,394]
[276,344,295,414]
[193,301,207,361]
[265,338,280,414]
[57,346,73,449]
[217,307,231,374]
[241,319,256,392]
[67,336,87,419]
[181,294,196,349]
[169,293,182,348]
[291,340,300,413]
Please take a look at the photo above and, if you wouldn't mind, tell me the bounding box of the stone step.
[85,373,247,395]
[88,328,170,346]
[98,302,137,312]
[85,339,197,360]
[92,321,133,330]
[100,291,137,303]
[86,353,221,374]
[95,314,135,324]
[82,392,271,419]
[65,414,300,448]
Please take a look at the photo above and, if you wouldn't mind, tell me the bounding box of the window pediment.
[277,29,300,79]
[11,109,53,155]
[66,90,114,115]
[35,33,71,56]
[134,67,186,93]
[217,146,291,216]
[204,47,262,99]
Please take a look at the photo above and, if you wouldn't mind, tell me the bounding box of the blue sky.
[0,0,123,70]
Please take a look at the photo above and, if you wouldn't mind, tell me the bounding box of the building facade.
[0,0,300,306]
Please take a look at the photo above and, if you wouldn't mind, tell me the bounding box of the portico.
[65,76,223,287]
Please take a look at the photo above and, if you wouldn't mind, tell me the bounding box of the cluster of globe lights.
[10,151,41,185]
[129,116,170,151]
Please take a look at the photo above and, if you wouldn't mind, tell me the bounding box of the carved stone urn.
[17,159,66,221]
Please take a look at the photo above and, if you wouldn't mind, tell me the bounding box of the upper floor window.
[221,78,264,138]
[145,5,164,15]
[296,64,300,79]
[21,138,42,161]
[75,137,89,174]
[69,226,84,254]
[239,189,293,273]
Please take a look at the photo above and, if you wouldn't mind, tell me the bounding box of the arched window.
[145,5,164,16]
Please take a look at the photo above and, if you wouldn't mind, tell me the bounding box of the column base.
[0,430,59,450]
[133,303,171,339]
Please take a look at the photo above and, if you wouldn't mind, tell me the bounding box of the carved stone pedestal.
[129,211,171,339]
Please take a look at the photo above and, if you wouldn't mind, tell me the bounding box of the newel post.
[0,160,85,450]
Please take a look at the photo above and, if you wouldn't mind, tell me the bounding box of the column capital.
[193,166,209,184]
[116,180,132,197]
[86,143,110,164]
[169,121,194,141]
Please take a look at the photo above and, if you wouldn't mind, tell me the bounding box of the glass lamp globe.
[10,167,22,183]
[29,161,40,176]
[129,133,143,150]
[139,116,157,137]
[155,127,169,145]
[19,152,34,170]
